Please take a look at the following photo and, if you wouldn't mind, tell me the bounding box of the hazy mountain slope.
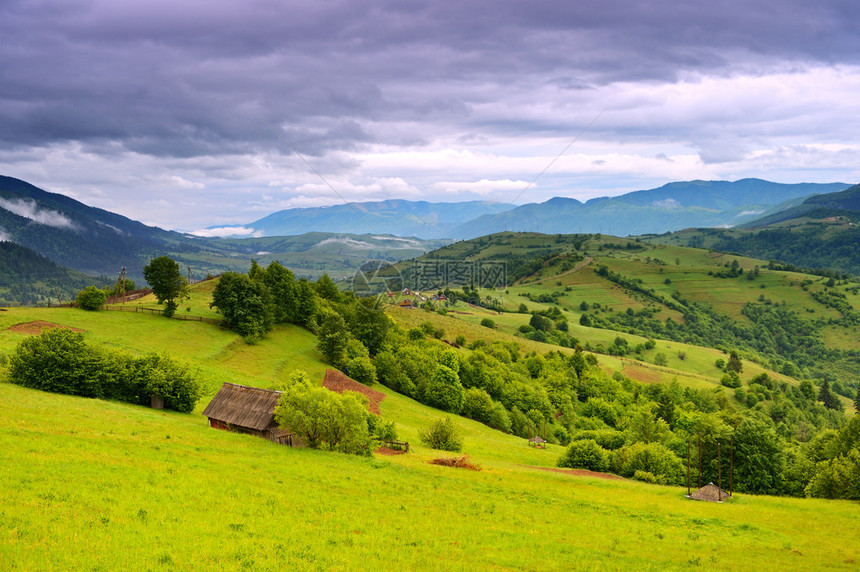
[232,199,513,238]
[0,176,445,284]
[742,183,860,227]
[0,240,98,305]
[454,179,850,238]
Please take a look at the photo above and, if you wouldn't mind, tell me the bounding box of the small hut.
[202,383,295,445]
[528,436,547,449]
[688,482,732,502]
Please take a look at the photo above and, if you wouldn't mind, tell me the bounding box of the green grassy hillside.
[378,232,860,404]
[2,382,859,570]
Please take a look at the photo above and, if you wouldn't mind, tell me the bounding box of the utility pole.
[118,267,127,302]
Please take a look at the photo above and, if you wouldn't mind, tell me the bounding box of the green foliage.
[733,418,784,494]
[557,439,609,472]
[653,353,667,366]
[75,286,107,311]
[274,372,371,454]
[143,256,189,317]
[419,417,463,452]
[726,350,743,374]
[480,318,496,329]
[818,377,843,411]
[720,371,741,388]
[425,365,465,413]
[7,329,199,412]
[209,272,273,340]
[317,313,350,368]
[346,356,377,386]
[612,442,684,485]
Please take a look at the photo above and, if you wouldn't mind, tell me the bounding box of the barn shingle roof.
[201,383,282,431]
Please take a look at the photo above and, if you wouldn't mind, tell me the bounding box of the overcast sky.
[2,0,860,232]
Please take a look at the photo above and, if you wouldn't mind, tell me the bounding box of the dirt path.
[527,465,626,481]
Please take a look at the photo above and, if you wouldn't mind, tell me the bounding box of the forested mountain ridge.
[0,241,98,305]
[645,184,860,276]
[451,179,849,238]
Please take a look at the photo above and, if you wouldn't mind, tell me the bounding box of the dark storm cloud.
[2,0,859,155]
[1,0,859,229]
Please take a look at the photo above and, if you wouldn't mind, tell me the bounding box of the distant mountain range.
[214,179,851,239]
[453,179,851,238]
[212,200,512,239]
[0,176,445,286]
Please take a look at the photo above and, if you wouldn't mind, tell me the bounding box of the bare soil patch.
[374,446,407,456]
[8,321,85,335]
[528,466,625,480]
[430,455,481,471]
[621,364,662,384]
[322,369,385,415]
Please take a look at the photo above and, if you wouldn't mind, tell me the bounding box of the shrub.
[557,439,609,472]
[455,335,466,346]
[613,442,685,485]
[75,286,107,310]
[7,329,200,412]
[653,353,668,366]
[480,318,495,329]
[419,417,463,452]
[720,372,742,388]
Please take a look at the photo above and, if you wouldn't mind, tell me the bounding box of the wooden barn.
[202,383,296,445]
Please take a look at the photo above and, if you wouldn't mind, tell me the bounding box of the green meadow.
[2,381,860,571]
[1,246,859,569]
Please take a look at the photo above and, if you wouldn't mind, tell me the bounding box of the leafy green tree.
[317,313,350,368]
[8,329,199,412]
[346,356,377,386]
[480,318,495,329]
[418,417,463,452]
[529,314,553,332]
[818,377,843,411]
[143,256,189,317]
[733,418,784,494]
[726,350,743,374]
[653,352,668,366]
[130,353,200,413]
[274,372,371,454]
[347,297,391,355]
[294,279,319,329]
[75,286,106,310]
[263,261,297,323]
[425,364,465,413]
[315,273,341,301]
[557,439,609,472]
[626,407,670,444]
[210,272,273,340]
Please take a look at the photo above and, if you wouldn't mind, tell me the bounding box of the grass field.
[2,274,860,569]
[2,381,859,570]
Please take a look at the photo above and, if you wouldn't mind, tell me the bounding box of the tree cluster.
[8,328,200,412]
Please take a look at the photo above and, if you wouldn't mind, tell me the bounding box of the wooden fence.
[102,305,221,324]
[381,439,410,452]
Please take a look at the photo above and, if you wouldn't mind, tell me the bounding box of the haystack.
[688,482,731,502]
